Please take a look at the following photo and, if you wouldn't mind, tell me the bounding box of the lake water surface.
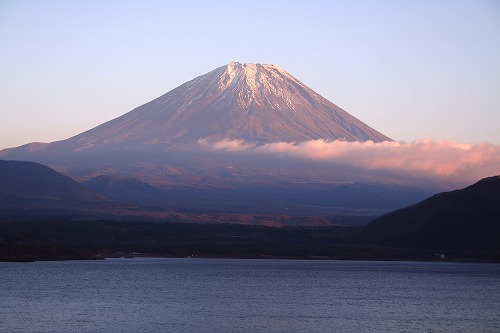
[1,258,499,333]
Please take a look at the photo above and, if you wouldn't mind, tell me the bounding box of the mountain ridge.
[1,62,390,156]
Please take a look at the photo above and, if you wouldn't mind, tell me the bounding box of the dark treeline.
[1,220,497,262]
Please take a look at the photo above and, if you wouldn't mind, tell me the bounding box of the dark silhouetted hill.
[0,160,161,221]
[0,160,108,208]
[360,176,500,254]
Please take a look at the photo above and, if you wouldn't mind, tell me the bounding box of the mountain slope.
[360,176,500,253]
[66,62,390,147]
[83,175,167,207]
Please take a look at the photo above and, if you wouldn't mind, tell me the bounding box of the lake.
[1,258,499,332]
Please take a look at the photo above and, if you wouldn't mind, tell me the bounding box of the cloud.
[197,138,256,152]
[198,138,500,185]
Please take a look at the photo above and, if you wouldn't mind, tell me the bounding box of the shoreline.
[2,251,499,264]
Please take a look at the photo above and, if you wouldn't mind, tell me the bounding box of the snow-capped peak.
[64,62,391,146]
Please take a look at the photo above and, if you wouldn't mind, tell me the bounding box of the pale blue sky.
[1,0,499,149]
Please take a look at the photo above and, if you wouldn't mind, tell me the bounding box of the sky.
[1,0,500,150]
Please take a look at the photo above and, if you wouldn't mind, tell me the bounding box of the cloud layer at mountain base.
[198,138,500,185]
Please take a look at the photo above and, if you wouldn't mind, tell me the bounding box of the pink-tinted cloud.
[198,138,500,185]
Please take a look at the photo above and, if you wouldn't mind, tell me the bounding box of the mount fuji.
[3,62,389,153]
[62,62,390,147]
